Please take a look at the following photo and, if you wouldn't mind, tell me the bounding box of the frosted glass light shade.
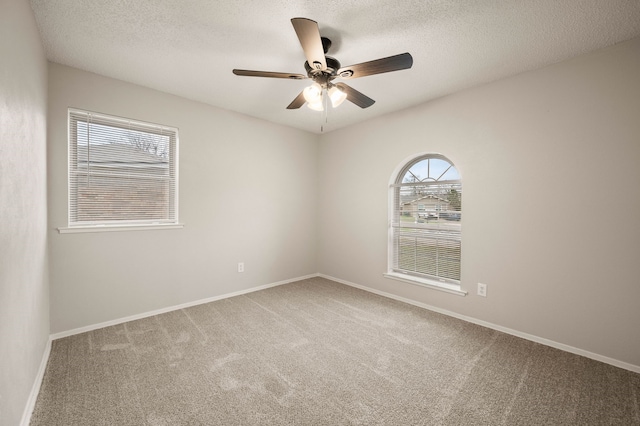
[303,83,323,103]
[328,86,347,108]
[307,99,324,111]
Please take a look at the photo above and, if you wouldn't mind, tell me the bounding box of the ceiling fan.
[232,18,413,111]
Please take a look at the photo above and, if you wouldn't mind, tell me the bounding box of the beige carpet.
[31,277,640,425]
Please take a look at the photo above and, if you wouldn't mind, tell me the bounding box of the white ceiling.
[30,0,640,134]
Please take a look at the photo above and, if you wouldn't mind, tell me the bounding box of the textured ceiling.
[30,0,640,134]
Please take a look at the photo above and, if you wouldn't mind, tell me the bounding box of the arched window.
[386,154,464,295]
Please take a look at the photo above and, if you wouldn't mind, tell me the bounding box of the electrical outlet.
[477,283,487,297]
[237,262,244,273]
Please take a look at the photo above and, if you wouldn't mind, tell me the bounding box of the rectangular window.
[390,181,462,285]
[66,109,179,230]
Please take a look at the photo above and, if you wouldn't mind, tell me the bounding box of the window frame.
[58,108,183,234]
[384,153,466,296]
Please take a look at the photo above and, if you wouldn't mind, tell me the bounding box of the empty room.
[2,0,640,425]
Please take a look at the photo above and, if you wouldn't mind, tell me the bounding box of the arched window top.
[398,154,460,185]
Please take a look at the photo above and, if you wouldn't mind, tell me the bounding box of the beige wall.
[47,63,319,333]
[0,0,50,424]
[317,38,640,368]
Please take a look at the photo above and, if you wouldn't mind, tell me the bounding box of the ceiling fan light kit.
[301,84,347,112]
[232,17,413,112]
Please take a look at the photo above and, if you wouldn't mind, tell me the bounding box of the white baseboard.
[319,273,640,374]
[20,337,52,426]
[50,273,319,340]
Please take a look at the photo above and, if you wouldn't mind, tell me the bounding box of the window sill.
[383,272,467,296]
[57,223,184,234]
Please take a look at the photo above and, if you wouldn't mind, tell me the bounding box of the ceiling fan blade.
[335,83,375,108]
[291,18,327,71]
[337,53,413,79]
[286,91,307,109]
[233,69,307,79]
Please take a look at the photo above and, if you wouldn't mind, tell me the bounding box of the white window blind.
[390,155,462,285]
[68,109,178,228]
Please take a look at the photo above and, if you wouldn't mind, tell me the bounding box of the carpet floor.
[31,277,640,425]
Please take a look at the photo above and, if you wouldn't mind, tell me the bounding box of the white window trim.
[58,223,184,234]
[385,152,466,296]
[64,108,182,233]
[383,272,467,296]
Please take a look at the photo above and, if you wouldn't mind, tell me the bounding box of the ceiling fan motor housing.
[305,55,341,87]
